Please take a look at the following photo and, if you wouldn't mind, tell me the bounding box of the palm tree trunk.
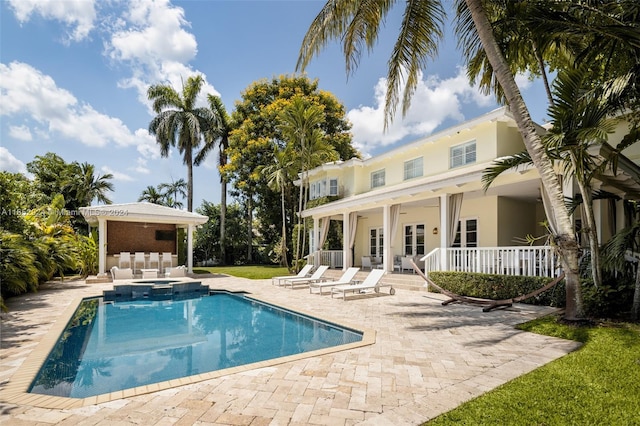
[187,157,194,212]
[465,0,584,320]
[571,154,602,288]
[220,177,227,265]
[532,40,554,107]
[247,193,253,263]
[295,169,305,268]
[280,187,289,269]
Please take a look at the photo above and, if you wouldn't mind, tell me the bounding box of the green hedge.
[428,271,566,307]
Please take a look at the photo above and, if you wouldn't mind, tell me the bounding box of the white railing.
[421,246,559,278]
[311,250,344,269]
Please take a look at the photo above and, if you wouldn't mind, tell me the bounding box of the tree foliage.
[223,74,359,263]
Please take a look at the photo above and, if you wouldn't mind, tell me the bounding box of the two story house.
[299,107,640,278]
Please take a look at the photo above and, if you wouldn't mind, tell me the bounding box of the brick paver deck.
[0,274,580,425]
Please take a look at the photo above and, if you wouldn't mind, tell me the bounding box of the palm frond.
[385,0,445,127]
[481,150,533,190]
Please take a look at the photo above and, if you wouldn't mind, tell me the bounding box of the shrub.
[428,271,566,307]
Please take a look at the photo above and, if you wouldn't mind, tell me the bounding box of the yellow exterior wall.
[496,197,538,246]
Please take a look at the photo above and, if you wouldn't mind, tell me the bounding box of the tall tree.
[197,95,232,264]
[260,145,294,269]
[223,75,358,262]
[138,185,165,205]
[147,75,216,211]
[279,97,339,264]
[77,162,114,206]
[158,178,187,208]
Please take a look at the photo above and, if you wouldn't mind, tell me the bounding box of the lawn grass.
[425,316,640,425]
[192,265,290,280]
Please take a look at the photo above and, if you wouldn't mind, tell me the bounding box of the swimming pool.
[28,291,363,399]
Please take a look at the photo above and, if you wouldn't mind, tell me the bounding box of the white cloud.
[134,128,162,159]
[105,0,219,109]
[347,67,494,154]
[101,165,134,182]
[0,147,27,173]
[134,157,151,174]
[7,0,97,42]
[0,61,144,148]
[8,125,33,141]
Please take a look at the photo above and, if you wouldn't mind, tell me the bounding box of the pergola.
[80,202,209,275]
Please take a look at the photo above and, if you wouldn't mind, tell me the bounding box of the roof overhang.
[591,143,640,200]
[79,202,209,226]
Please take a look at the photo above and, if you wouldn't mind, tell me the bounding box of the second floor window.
[371,169,385,188]
[404,157,423,180]
[309,178,339,199]
[329,178,338,196]
[450,140,476,168]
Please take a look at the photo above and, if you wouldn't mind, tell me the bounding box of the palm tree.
[260,145,294,269]
[147,75,216,211]
[278,97,338,266]
[483,66,633,289]
[196,95,232,264]
[159,178,187,208]
[77,162,114,206]
[295,0,605,319]
[138,186,165,205]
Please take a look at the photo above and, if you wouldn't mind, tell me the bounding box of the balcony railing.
[309,250,344,269]
[421,246,559,278]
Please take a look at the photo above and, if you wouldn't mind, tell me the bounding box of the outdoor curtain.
[348,212,358,249]
[448,193,464,245]
[318,217,330,249]
[389,204,401,247]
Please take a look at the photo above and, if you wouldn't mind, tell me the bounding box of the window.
[329,178,338,196]
[404,224,425,256]
[371,169,385,188]
[404,157,423,180]
[450,140,476,168]
[452,218,478,247]
[309,178,339,199]
[369,227,384,258]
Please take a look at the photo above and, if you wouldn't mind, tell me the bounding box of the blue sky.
[0,0,550,209]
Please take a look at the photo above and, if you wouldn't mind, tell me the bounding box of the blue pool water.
[28,292,362,398]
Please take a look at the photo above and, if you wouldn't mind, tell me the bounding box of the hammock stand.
[410,260,565,312]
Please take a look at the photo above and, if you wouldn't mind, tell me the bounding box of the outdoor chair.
[133,252,146,275]
[118,252,131,269]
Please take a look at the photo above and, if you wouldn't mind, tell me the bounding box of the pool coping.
[2,289,375,409]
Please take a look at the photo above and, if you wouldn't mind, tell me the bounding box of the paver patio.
[0,274,580,425]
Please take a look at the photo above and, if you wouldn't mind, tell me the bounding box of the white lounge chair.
[111,266,133,281]
[283,265,329,289]
[330,269,395,300]
[309,267,360,295]
[271,264,313,286]
[165,265,187,277]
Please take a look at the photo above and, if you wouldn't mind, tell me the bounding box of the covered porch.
[80,202,208,276]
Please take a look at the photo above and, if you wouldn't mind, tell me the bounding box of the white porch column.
[313,216,320,267]
[342,211,350,270]
[439,194,449,271]
[187,224,194,273]
[383,204,392,272]
[98,218,107,275]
